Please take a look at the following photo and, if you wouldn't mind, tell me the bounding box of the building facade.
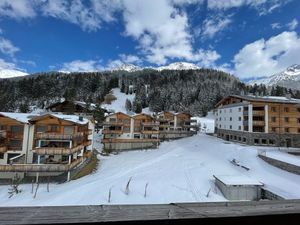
[0,112,94,182]
[102,111,198,152]
[215,95,300,147]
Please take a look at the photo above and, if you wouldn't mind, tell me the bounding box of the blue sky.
[0,0,299,80]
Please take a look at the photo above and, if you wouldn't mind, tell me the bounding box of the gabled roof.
[0,112,38,124]
[215,95,300,107]
[105,111,132,118]
[133,113,154,119]
[46,100,96,110]
[29,113,89,125]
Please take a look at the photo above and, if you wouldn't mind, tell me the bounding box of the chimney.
[79,116,83,121]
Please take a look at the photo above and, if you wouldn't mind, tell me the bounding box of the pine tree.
[125,99,132,112]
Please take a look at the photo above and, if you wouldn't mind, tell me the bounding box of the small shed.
[214,175,263,201]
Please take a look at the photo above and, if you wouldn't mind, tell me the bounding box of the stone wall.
[216,128,300,148]
[104,141,159,153]
[258,154,300,175]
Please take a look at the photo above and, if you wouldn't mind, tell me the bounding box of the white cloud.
[271,22,281,29]
[287,19,298,30]
[207,0,288,15]
[0,58,18,70]
[201,15,232,39]
[0,0,36,19]
[119,54,142,64]
[233,31,300,78]
[60,60,104,72]
[0,37,20,57]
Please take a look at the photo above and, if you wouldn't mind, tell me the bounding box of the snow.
[263,150,300,167]
[0,112,38,124]
[214,175,262,186]
[156,62,200,71]
[1,133,300,206]
[48,114,89,125]
[101,88,136,114]
[193,112,215,134]
[0,69,28,79]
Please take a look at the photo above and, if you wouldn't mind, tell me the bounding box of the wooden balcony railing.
[142,122,160,126]
[34,144,85,155]
[141,130,159,134]
[85,129,93,135]
[0,157,84,172]
[35,132,84,140]
[102,138,159,143]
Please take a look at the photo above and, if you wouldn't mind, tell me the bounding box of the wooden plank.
[0,200,299,225]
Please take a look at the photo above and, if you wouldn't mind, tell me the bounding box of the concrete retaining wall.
[104,142,158,153]
[258,154,300,175]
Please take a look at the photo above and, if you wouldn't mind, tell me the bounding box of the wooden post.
[67,155,71,182]
[36,155,40,183]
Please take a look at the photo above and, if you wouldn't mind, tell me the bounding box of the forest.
[0,69,299,116]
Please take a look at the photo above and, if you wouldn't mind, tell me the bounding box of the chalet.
[156,111,198,139]
[102,112,159,152]
[215,95,300,147]
[46,100,96,115]
[0,113,94,182]
[0,112,37,181]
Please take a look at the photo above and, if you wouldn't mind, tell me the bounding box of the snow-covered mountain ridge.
[249,64,300,89]
[0,69,28,79]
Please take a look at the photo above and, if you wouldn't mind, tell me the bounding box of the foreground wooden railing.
[0,200,299,225]
[0,157,84,172]
[102,130,123,134]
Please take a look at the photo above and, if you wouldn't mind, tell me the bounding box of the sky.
[0,0,299,80]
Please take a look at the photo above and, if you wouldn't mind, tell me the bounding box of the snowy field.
[1,133,300,206]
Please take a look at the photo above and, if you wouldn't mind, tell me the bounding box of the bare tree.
[8,174,22,198]
[33,183,39,199]
[108,187,113,203]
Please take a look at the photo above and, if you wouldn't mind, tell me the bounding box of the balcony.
[243,110,265,116]
[102,138,159,143]
[102,130,123,134]
[34,144,85,155]
[0,157,84,172]
[0,130,7,138]
[35,132,84,140]
[142,122,160,126]
[141,130,159,134]
[102,121,124,126]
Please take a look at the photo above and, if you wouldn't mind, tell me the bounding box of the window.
[134,127,140,132]
[271,107,276,112]
[230,125,232,129]
[298,108,300,113]
[298,128,300,133]
[64,126,74,135]
[238,107,242,112]
[269,140,274,145]
[297,118,300,123]
[238,126,241,130]
[285,128,290,133]
[230,117,232,121]
[271,117,276,122]
[123,119,130,124]
[123,127,130,132]
[109,118,116,122]
[254,139,259,144]
[238,137,242,141]
[36,125,47,133]
[11,125,24,134]
[284,117,289,123]
[219,125,221,128]
[239,117,241,121]
[134,134,140,139]
[0,153,3,159]
[261,139,267,145]
[284,107,289,112]
[272,127,276,133]
[219,117,221,121]
[219,109,222,114]
[50,125,59,132]
[243,138,247,142]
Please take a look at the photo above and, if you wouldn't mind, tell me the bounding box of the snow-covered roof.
[30,113,89,125]
[0,112,38,124]
[214,175,263,186]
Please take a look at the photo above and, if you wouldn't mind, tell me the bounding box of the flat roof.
[214,175,263,186]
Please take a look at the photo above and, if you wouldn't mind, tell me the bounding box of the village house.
[215,95,300,147]
[0,112,94,183]
[156,111,198,139]
[46,100,96,116]
[102,112,159,152]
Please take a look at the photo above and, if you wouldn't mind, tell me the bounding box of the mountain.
[156,62,200,71]
[111,62,200,72]
[110,63,142,72]
[0,69,28,79]
[249,64,300,89]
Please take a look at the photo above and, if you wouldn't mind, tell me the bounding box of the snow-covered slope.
[1,133,300,206]
[0,69,28,79]
[156,62,200,71]
[249,64,300,89]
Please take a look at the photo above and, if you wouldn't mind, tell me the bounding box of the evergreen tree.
[125,99,132,112]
